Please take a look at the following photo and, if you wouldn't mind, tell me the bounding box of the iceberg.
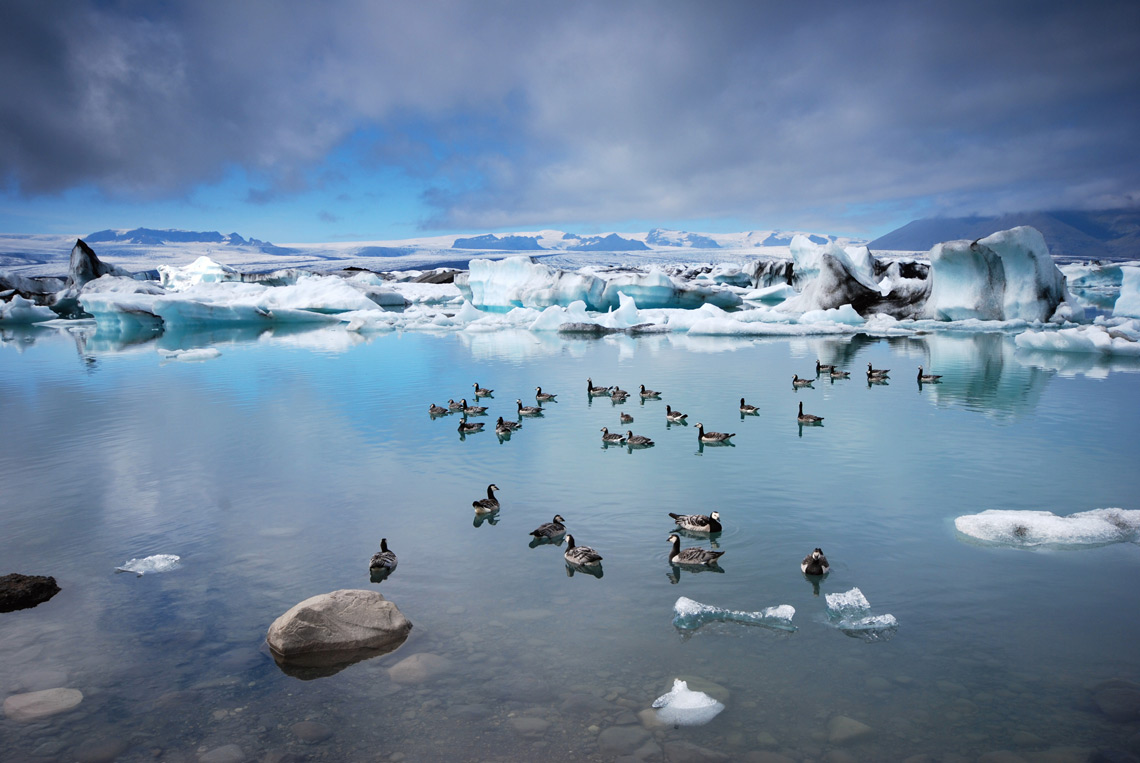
[652,679,725,727]
[160,347,221,361]
[457,257,606,310]
[116,554,181,576]
[159,256,240,290]
[0,294,56,324]
[954,508,1140,548]
[1014,322,1140,356]
[1113,266,1140,319]
[824,588,898,642]
[672,595,796,632]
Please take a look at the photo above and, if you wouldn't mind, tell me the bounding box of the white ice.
[1113,266,1140,318]
[116,554,181,576]
[954,508,1140,548]
[0,294,56,324]
[160,347,221,361]
[672,595,796,631]
[652,679,725,727]
[1015,321,1140,356]
[824,587,898,642]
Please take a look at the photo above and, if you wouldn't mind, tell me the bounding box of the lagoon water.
[2,324,1139,761]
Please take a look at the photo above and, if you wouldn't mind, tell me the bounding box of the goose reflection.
[565,562,604,579]
[696,439,735,454]
[670,527,722,548]
[369,566,395,584]
[666,562,726,585]
[472,512,500,528]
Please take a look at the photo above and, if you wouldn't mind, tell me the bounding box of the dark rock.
[0,573,61,613]
[67,239,131,290]
[411,270,460,284]
[1094,684,1140,723]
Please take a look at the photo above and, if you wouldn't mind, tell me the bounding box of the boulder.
[266,589,411,658]
[0,573,61,613]
[3,688,83,721]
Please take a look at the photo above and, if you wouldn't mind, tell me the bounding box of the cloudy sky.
[1,0,1137,242]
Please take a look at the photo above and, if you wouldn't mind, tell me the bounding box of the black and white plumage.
[816,360,837,374]
[695,423,734,442]
[458,416,484,433]
[496,416,521,435]
[564,534,602,566]
[639,384,661,398]
[792,374,814,388]
[918,366,943,383]
[867,362,890,378]
[600,427,626,443]
[535,386,557,401]
[797,401,823,424]
[461,398,487,415]
[666,404,688,421]
[472,483,500,513]
[369,538,398,571]
[587,378,611,396]
[669,511,722,533]
[473,382,493,398]
[739,398,758,414]
[516,399,543,415]
[530,514,566,539]
[801,547,830,575]
[625,430,654,446]
[429,403,448,416]
[620,412,634,423]
[668,534,725,566]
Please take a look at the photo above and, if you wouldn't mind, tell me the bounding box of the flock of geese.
[384,359,941,581]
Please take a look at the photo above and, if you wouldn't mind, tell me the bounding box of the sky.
[1,0,1138,243]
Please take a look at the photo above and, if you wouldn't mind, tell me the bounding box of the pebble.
[827,715,873,744]
[3,687,84,721]
[597,725,649,755]
[662,740,730,762]
[198,744,245,763]
[291,720,333,743]
[74,737,131,763]
[388,653,450,685]
[509,717,550,737]
[742,752,796,763]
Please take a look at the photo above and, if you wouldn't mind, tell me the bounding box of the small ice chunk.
[159,348,221,361]
[652,678,725,726]
[825,587,897,642]
[116,554,181,576]
[955,508,1140,548]
[672,596,796,632]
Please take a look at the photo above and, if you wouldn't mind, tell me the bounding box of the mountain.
[453,233,545,250]
[85,228,287,253]
[869,209,1140,260]
[645,228,721,248]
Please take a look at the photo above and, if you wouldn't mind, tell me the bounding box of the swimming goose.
[473,382,493,398]
[639,384,662,398]
[461,398,487,415]
[669,511,722,533]
[600,427,627,443]
[458,415,484,433]
[610,389,630,403]
[535,386,557,401]
[695,423,735,442]
[429,403,448,416]
[625,430,654,446]
[816,360,837,374]
[830,368,850,379]
[517,399,543,415]
[797,401,823,424]
[918,366,943,383]
[447,399,465,411]
[530,514,566,539]
[496,416,521,434]
[587,378,611,396]
[668,534,726,566]
[801,547,830,575]
[564,534,602,567]
[866,362,890,378]
[739,398,759,414]
[472,484,500,513]
[666,404,688,421]
[792,374,814,388]
[369,538,398,571]
[620,412,634,423]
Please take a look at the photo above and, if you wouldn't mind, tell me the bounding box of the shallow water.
[2,324,1139,761]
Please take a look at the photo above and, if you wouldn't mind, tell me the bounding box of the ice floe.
[652,679,725,727]
[672,595,796,632]
[1113,266,1140,319]
[824,588,898,642]
[1015,321,1140,356]
[116,554,181,576]
[954,508,1140,548]
[0,294,56,324]
[160,348,222,361]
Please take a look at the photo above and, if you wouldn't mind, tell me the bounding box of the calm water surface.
[2,324,1139,762]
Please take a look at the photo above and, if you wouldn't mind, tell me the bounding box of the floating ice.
[652,678,725,727]
[1014,323,1140,356]
[159,256,240,290]
[0,294,55,324]
[116,554,181,576]
[458,257,606,310]
[954,508,1140,548]
[1113,266,1140,319]
[160,348,221,361]
[824,588,898,642]
[672,596,796,632]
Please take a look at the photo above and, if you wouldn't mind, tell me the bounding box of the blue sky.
[1,0,1137,243]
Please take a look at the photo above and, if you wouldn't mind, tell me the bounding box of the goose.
[666,404,688,421]
[801,548,830,575]
[530,514,566,539]
[457,415,484,433]
[461,398,487,415]
[797,401,823,424]
[600,427,627,443]
[918,366,943,383]
[866,362,890,378]
[669,511,722,533]
[369,538,398,571]
[496,416,520,434]
[447,399,464,411]
[668,534,725,566]
[473,382,493,398]
[830,368,850,379]
[429,403,448,416]
[535,386,557,401]
[639,384,661,398]
[610,389,630,403]
[792,374,814,388]
[517,399,543,415]
[564,534,602,567]
[816,359,837,374]
[739,398,758,414]
[587,378,611,396]
[625,430,654,446]
[620,412,634,423]
[472,484,500,513]
[695,423,735,442]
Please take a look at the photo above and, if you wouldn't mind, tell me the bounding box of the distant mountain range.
[86,227,288,254]
[869,209,1140,259]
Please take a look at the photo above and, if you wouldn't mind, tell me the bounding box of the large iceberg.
[672,595,796,632]
[1113,266,1140,319]
[955,508,1140,548]
[824,588,898,642]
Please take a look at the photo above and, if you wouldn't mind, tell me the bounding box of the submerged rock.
[266,589,412,658]
[0,573,61,612]
[2,687,83,721]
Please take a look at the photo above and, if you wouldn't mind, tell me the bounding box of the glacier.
[824,588,898,642]
[672,595,796,632]
[954,508,1140,548]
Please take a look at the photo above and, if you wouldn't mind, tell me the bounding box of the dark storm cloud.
[2,0,1137,231]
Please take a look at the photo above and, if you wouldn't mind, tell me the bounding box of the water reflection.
[564,562,604,579]
[666,563,727,584]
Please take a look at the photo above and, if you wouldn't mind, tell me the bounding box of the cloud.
[1,0,1137,233]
